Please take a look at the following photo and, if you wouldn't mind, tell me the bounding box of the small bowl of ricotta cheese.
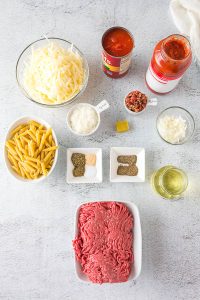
[66,100,109,136]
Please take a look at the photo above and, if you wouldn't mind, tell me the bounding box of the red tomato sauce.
[102,27,134,57]
[164,39,187,60]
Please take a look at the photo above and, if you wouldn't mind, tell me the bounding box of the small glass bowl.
[151,165,188,199]
[157,106,195,145]
[16,37,89,108]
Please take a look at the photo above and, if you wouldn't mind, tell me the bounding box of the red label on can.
[102,50,132,78]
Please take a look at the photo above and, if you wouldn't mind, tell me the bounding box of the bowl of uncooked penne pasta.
[4,116,59,182]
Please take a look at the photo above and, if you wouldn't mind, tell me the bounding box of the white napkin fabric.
[170,0,200,64]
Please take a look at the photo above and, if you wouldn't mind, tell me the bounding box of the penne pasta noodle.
[25,160,38,170]
[15,138,24,153]
[44,141,51,148]
[20,136,31,144]
[45,128,52,139]
[6,140,15,148]
[39,130,47,133]
[34,149,39,158]
[38,133,46,153]
[13,155,20,162]
[41,151,45,160]
[44,155,53,168]
[18,162,25,178]
[12,165,21,176]
[8,154,18,168]
[25,156,40,164]
[29,140,35,157]
[7,144,17,156]
[43,146,58,152]
[21,165,32,179]
[27,130,37,142]
[29,120,41,128]
[21,161,35,173]
[30,124,36,134]
[19,130,29,137]
[43,150,53,163]
[10,125,23,137]
[36,130,41,146]
[20,136,25,147]
[48,134,53,144]
[8,140,16,146]
[41,162,47,176]
[19,125,29,134]
[32,169,40,179]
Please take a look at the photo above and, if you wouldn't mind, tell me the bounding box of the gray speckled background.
[1,1,200,299]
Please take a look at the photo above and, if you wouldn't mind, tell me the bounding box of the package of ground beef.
[73,201,133,284]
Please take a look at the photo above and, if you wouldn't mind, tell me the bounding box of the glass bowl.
[156,106,195,145]
[16,37,89,108]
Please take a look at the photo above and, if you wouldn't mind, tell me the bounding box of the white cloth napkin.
[170,0,200,64]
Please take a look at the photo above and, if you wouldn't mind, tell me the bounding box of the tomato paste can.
[101,27,134,78]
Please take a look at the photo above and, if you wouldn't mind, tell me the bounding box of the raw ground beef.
[73,201,133,284]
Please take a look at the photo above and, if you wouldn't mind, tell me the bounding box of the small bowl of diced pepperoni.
[124,90,157,115]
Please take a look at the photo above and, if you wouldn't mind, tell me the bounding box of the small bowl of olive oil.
[151,165,188,199]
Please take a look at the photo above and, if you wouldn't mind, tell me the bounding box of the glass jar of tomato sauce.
[102,27,134,78]
[146,34,192,94]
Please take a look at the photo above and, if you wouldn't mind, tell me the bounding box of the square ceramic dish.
[73,201,142,283]
[66,148,102,183]
[110,147,145,182]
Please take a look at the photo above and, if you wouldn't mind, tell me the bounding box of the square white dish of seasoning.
[67,148,102,183]
[110,147,145,183]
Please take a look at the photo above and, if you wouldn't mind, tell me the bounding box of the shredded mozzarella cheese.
[23,42,85,105]
[158,115,187,144]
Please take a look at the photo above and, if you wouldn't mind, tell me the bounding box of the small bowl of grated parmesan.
[16,37,89,107]
[156,106,195,145]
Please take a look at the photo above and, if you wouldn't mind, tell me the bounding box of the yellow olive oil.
[151,166,188,199]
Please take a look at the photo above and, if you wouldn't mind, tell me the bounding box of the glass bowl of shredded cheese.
[157,106,195,145]
[16,38,89,107]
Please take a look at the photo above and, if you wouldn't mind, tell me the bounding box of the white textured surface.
[1,1,200,299]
